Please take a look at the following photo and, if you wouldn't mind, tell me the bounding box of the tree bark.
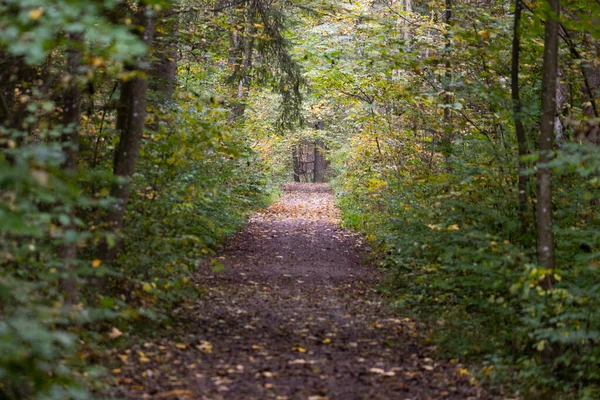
[537,0,559,289]
[231,0,256,119]
[313,120,326,183]
[441,0,453,169]
[404,0,412,41]
[59,32,83,303]
[150,10,178,104]
[98,6,155,263]
[511,0,530,235]
[314,140,327,183]
[292,146,301,182]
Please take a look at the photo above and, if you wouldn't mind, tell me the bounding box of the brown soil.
[111,183,488,400]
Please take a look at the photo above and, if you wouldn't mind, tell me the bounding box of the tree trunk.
[292,146,301,182]
[59,32,83,303]
[441,0,453,168]
[537,0,559,289]
[232,34,254,118]
[511,0,530,235]
[149,10,178,104]
[98,6,155,263]
[314,140,326,183]
[313,120,326,183]
[404,0,412,41]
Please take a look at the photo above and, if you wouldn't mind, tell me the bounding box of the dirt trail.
[113,183,486,399]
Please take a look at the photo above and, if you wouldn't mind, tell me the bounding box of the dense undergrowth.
[0,110,276,399]
[287,1,600,397]
[334,143,600,398]
[0,2,284,397]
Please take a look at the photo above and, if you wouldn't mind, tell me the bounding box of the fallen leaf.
[369,367,396,376]
[108,327,122,339]
[197,341,213,353]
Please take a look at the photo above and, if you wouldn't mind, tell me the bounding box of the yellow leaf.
[322,338,331,344]
[139,356,150,363]
[92,259,101,268]
[142,282,152,292]
[111,368,121,374]
[175,343,187,349]
[197,341,213,353]
[483,365,494,377]
[91,57,104,67]
[292,345,307,353]
[459,368,469,376]
[29,8,44,20]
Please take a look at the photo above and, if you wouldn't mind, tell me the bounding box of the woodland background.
[1,0,600,398]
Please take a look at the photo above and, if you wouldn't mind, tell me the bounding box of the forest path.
[113,183,485,400]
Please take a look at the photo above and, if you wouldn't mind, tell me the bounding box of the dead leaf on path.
[291,345,307,353]
[156,389,194,398]
[197,341,213,353]
[369,367,396,377]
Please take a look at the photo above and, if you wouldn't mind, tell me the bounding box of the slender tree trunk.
[292,146,301,182]
[232,0,255,119]
[511,0,530,234]
[314,140,326,183]
[442,0,453,168]
[404,0,412,41]
[98,6,155,263]
[537,0,559,289]
[59,32,83,303]
[313,120,326,183]
[150,10,178,104]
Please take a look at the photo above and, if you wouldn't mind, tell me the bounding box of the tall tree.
[313,120,327,183]
[150,10,178,104]
[441,0,453,168]
[59,32,84,303]
[511,0,530,234]
[231,0,256,119]
[537,0,560,289]
[98,5,155,262]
